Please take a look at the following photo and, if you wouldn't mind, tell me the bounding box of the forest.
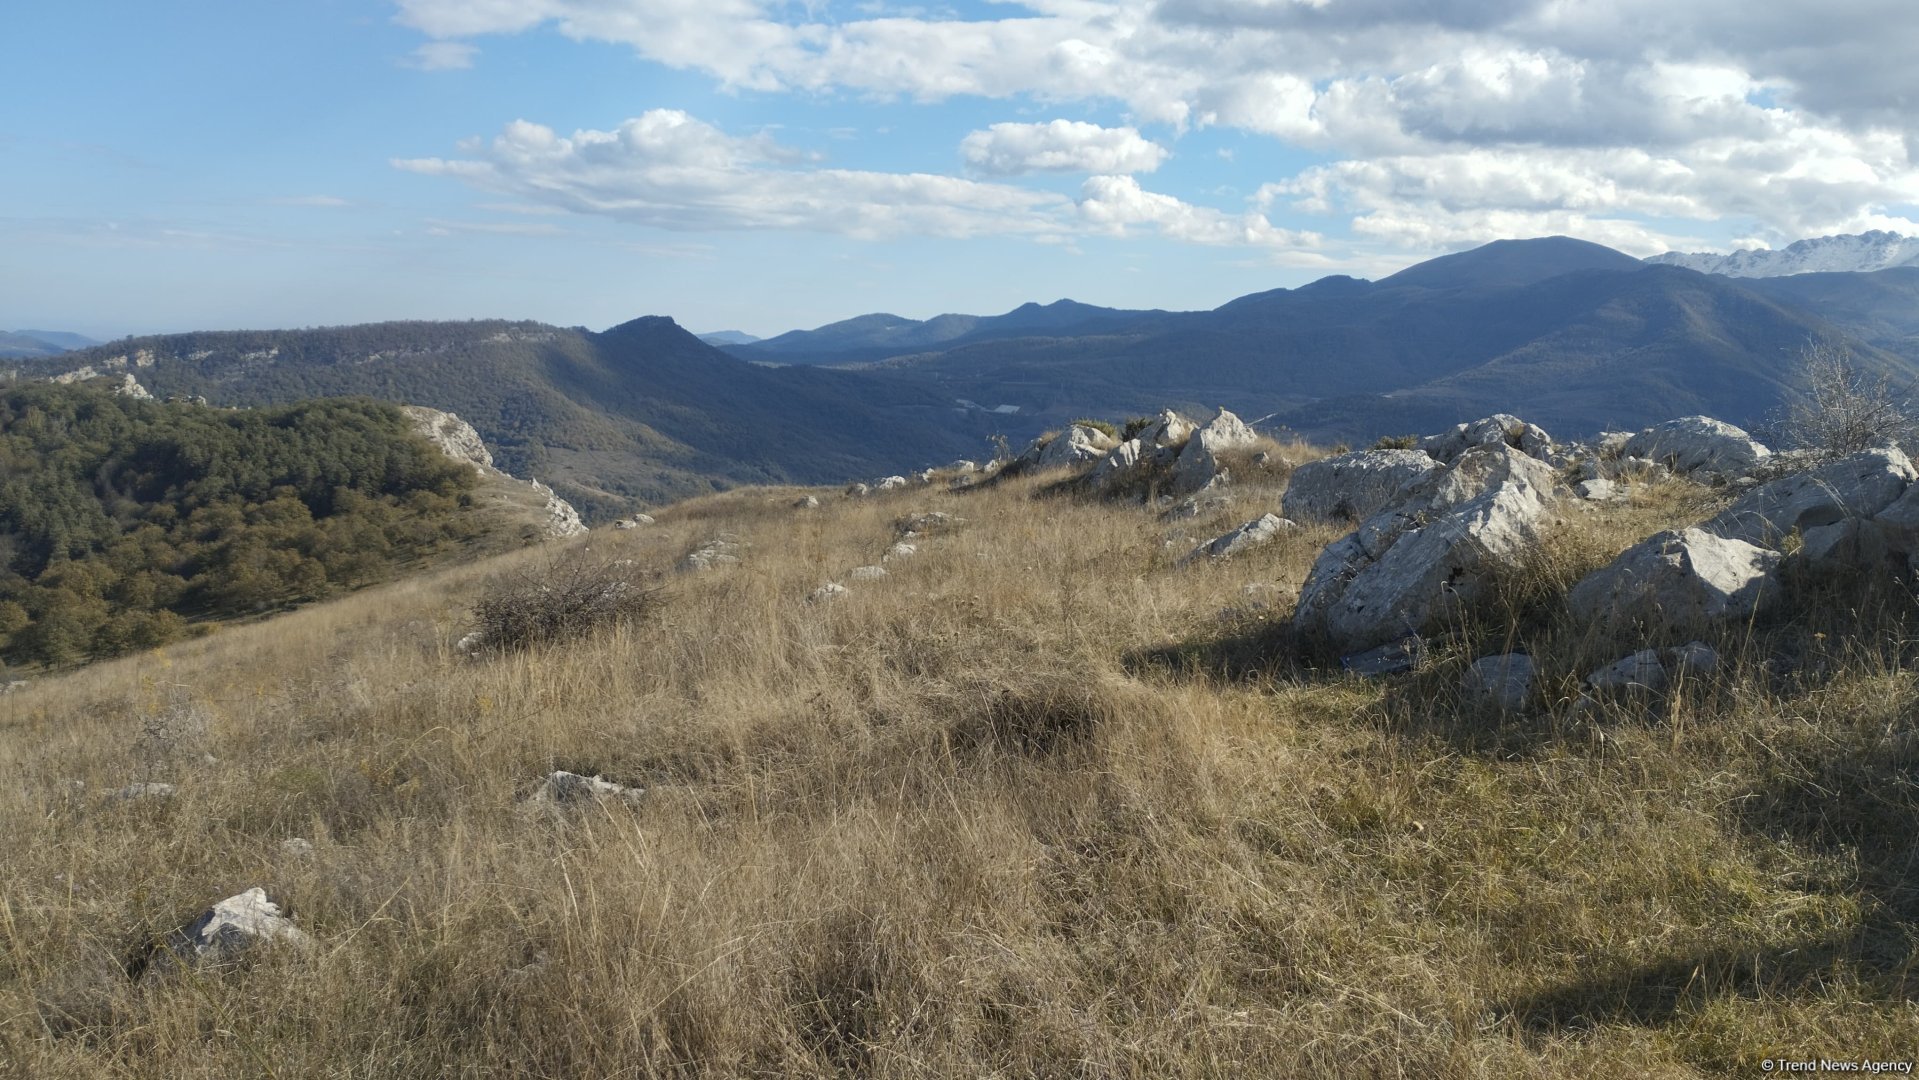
[0,381,486,668]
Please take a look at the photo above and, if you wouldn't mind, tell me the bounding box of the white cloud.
[960,121,1168,175]
[404,41,478,70]
[1078,175,1318,247]
[390,0,1919,261]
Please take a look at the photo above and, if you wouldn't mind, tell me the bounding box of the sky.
[4,0,1918,340]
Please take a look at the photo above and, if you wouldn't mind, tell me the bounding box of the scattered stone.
[279,838,315,858]
[1567,527,1781,627]
[1294,444,1560,652]
[807,582,849,603]
[1464,653,1535,711]
[795,495,821,509]
[898,511,958,535]
[678,538,744,572]
[614,519,637,530]
[153,888,306,973]
[1342,636,1426,677]
[1704,447,1914,547]
[876,475,909,491]
[1576,478,1623,502]
[846,483,871,498]
[1180,513,1299,565]
[1281,448,1439,524]
[527,770,644,809]
[1587,649,1669,692]
[885,542,918,561]
[113,782,176,801]
[849,565,888,581]
[1169,491,1234,520]
[1623,416,1771,478]
[1667,640,1720,677]
[949,460,978,473]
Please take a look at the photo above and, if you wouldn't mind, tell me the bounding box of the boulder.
[1567,527,1781,627]
[1035,424,1120,469]
[876,475,909,491]
[1180,513,1299,565]
[154,888,306,973]
[1586,649,1669,692]
[1419,414,1553,464]
[1171,409,1260,493]
[1623,417,1771,477]
[1281,449,1439,524]
[1464,653,1534,711]
[1093,438,1145,483]
[631,513,656,526]
[1703,447,1914,547]
[1294,445,1560,652]
[1576,478,1622,502]
[1136,409,1196,451]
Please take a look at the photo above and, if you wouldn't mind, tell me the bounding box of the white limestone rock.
[1171,408,1259,493]
[401,406,495,472]
[1282,449,1439,524]
[1567,527,1781,627]
[678,538,744,572]
[526,770,644,810]
[156,888,306,972]
[1419,414,1553,464]
[1034,424,1120,469]
[1623,417,1771,478]
[1180,513,1299,565]
[885,542,918,561]
[1294,445,1560,652]
[1704,447,1914,547]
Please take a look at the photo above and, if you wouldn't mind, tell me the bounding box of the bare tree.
[1780,339,1916,455]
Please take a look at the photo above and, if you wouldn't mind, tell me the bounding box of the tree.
[1781,340,1917,456]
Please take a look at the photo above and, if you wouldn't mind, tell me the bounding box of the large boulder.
[1179,513,1299,565]
[1172,409,1260,492]
[1419,414,1553,464]
[151,888,306,975]
[1464,653,1535,711]
[1294,444,1559,652]
[1032,424,1119,469]
[1623,417,1771,478]
[1703,447,1914,547]
[1567,527,1780,627]
[1136,409,1196,451]
[1282,449,1439,524]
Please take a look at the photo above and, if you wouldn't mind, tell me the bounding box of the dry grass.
[3,462,1918,1077]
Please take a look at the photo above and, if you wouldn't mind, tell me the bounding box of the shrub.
[1779,340,1916,455]
[1372,434,1419,450]
[470,554,661,653]
[1119,416,1158,442]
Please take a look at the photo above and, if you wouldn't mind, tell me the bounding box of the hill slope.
[729,298,1163,367]
[27,318,989,518]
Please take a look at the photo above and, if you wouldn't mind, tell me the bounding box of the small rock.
[795,495,821,509]
[808,582,849,603]
[280,838,315,858]
[1342,636,1425,677]
[1464,653,1534,711]
[949,460,978,473]
[876,475,909,491]
[849,565,888,581]
[527,770,644,809]
[1587,649,1669,692]
[846,483,870,498]
[1666,640,1720,678]
[153,888,306,974]
[898,511,959,535]
[885,542,918,561]
[113,782,176,801]
[455,632,485,654]
[1180,513,1299,565]
[1576,478,1622,502]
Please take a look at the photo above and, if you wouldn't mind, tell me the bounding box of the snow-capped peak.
[1645,230,1919,277]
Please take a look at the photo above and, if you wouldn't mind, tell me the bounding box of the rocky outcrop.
[529,479,588,538]
[1704,447,1915,548]
[1567,527,1780,628]
[402,406,496,472]
[1294,444,1559,652]
[1623,417,1771,478]
[1171,409,1259,493]
[1032,424,1120,469]
[1281,449,1439,524]
[1419,414,1553,464]
[1180,513,1299,565]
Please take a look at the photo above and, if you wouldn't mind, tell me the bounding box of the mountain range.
[0,329,100,359]
[25,233,1919,514]
[1646,230,1919,277]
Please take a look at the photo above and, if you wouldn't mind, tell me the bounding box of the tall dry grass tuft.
[2,460,1918,1075]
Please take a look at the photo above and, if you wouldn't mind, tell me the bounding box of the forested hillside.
[0,381,499,668]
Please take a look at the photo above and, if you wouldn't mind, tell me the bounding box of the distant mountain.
[729,299,1163,366]
[0,329,101,359]
[1647,231,1919,277]
[825,238,1913,444]
[1742,267,1919,361]
[1378,235,1644,290]
[697,330,761,346]
[24,318,990,519]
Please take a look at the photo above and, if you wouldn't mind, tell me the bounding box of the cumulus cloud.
[397,111,1310,250]
[390,0,1919,257]
[961,121,1168,175]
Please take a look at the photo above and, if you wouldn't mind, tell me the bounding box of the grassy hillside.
[0,381,546,670]
[3,438,1916,1074]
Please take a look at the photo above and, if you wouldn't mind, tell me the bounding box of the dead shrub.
[469,554,661,653]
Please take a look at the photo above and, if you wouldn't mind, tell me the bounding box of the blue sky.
[5,0,1917,339]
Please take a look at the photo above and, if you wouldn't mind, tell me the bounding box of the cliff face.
[403,404,585,538]
[402,405,496,473]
